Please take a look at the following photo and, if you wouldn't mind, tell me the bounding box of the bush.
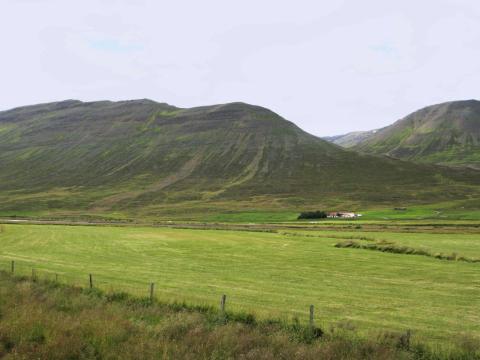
[298,211,327,220]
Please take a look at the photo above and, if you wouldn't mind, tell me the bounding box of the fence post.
[32,268,36,281]
[11,260,14,274]
[150,283,155,302]
[404,329,411,350]
[89,274,93,289]
[309,305,314,327]
[220,294,227,313]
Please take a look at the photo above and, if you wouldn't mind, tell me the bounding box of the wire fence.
[0,257,167,301]
[0,255,324,328]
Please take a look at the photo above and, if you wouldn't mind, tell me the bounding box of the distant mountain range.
[323,130,377,148]
[325,100,480,169]
[0,99,479,218]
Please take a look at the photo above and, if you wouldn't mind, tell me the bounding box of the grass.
[291,230,480,258]
[334,240,480,263]
[204,211,299,223]
[4,273,478,359]
[0,223,479,348]
[200,204,480,223]
[360,204,480,221]
[17,202,480,224]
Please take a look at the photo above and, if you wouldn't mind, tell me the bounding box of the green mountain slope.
[353,100,480,169]
[0,99,479,218]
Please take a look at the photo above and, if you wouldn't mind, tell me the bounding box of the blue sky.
[2,0,480,136]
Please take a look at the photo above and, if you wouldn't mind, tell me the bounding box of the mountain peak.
[351,99,480,169]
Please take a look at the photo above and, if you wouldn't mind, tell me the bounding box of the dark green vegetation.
[335,239,480,263]
[3,273,478,360]
[297,211,327,219]
[351,100,480,169]
[1,99,480,220]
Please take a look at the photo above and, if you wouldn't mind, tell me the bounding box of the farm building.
[327,212,361,218]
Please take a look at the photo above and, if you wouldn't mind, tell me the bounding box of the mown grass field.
[0,223,479,348]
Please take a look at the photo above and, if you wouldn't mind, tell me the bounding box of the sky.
[1,0,480,136]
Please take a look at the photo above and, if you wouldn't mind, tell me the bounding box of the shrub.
[297,211,327,220]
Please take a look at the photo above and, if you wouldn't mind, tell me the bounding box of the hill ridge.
[0,99,479,218]
[325,100,480,169]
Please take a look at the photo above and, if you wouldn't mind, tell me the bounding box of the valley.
[0,99,479,359]
[3,1,480,358]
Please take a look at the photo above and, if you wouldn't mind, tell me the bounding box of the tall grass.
[281,231,377,241]
[0,272,478,359]
[335,240,480,263]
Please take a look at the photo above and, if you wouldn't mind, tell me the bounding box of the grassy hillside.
[0,99,479,219]
[353,100,480,169]
[1,223,479,346]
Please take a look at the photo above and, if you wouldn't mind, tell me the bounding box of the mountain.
[0,99,479,218]
[323,130,377,148]
[352,100,480,169]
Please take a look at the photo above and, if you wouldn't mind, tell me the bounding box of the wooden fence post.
[309,305,314,327]
[220,294,227,313]
[404,329,411,350]
[31,268,36,281]
[150,283,155,302]
[55,273,58,282]
[89,274,93,289]
[11,260,14,274]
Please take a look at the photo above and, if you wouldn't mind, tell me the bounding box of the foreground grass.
[0,224,479,347]
[1,273,479,359]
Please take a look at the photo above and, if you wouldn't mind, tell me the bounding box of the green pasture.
[201,201,480,223]
[0,223,479,345]
[2,196,480,224]
[205,211,299,223]
[360,207,480,221]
